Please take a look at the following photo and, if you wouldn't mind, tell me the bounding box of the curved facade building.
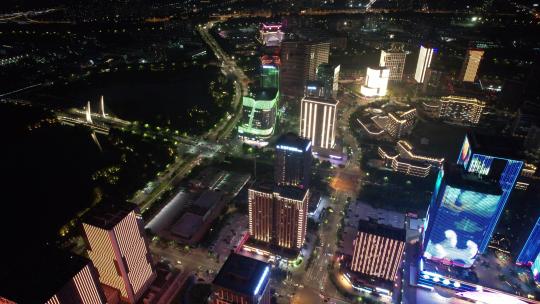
[238,88,278,140]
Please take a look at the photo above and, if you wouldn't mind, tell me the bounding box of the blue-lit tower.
[274,133,312,189]
[517,217,540,282]
[422,163,502,268]
[456,133,524,253]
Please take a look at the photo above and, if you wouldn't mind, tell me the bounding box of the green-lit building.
[261,64,279,89]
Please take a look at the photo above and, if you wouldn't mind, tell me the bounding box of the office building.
[212,253,271,304]
[422,163,503,268]
[386,109,416,138]
[82,203,156,304]
[456,133,524,252]
[316,63,340,98]
[350,219,405,291]
[0,250,107,304]
[361,67,390,97]
[259,23,284,47]
[516,217,540,282]
[280,41,330,98]
[260,64,279,89]
[414,45,436,83]
[304,80,326,98]
[238,88,279,143]
[380,44,407,81]
[439,95,486,125]
[248,184,309,251]
[299,95,339,150]
[460,49,484,83]
[274,133,312,188]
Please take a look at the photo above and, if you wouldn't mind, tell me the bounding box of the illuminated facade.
[260,64,279,89]
[274,133,312,188]
[351,219,405,283]
[238,88,279,141]
[360,67,390,97]
[378,140,444,178]
[45,261,107,304]
[385,109,416,138]
[517,217,540,282]
[423,163,503,268]
[380,44,406,81]
[459,49,484,83]
[259,23,284,47]
[316,63,340,98]
[248,184,309,251]
[82,203,156,304]
[456,133,524,253]
[212,253,271,304]
[414,45,436,83]
[439,96,485,125]
[299,95,339,150]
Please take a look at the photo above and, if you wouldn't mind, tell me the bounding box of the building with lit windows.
[516,217,540,283]
[248,183,309,252]
[380,44,407,81]
[260,64,279,89]
[316,63,340,98]
[360,67,390,97]
[238,88,279,144]
[378,140,444,177]
[460,49,484,83]
[258,23,284,47]
[82,203,156,304]
[0,249,107,304]
[212,253,271,304]
[422,163,503,268]
[299,95,339,150]
[414,45,436,83]
[439,95,486,125]
[385,109,416,138]
[280,41,330,99]
[274,133,312,189]
[348,219,405,297]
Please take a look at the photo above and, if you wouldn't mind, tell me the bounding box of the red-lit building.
[248,184,309,252]
[212,253,271,304]
[82,203,156,304]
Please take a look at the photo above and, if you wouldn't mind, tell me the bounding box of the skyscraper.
[0,250,107,304]
[415,45,436,83]
[516,217,540,283]
[380,44,407,81]
[351,219,405,284]
[274,133,312,188]
[460,49,484,83]
[238,88,279,143]
[316,63,340,98]
[422,163,502,268]
[456,133,524,252]
[248,184,309,251]
[82,203,156,304]
[212,253,271,304]
[361,67,390,97]
[299,94,339,150]
[261,63,280,89]
[280,41,330,99]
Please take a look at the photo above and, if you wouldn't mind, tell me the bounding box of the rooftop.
[275,132,311,151]
[82,202,137,230]
[444,162,503,195]
[193,190,223,211]
[275,185,308,201]
[251,88,278,101]
[357,218,406,242]
[213,253,270,296]
[170,212,203,239]
[466,132,523,161]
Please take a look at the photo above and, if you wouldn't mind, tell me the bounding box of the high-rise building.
[459,49,484,83]
[414,45,436,83]
[316,63,340,98]
[516,217,540,282]
[380,44,407,81]
[456,133,524,252]
[422,163,503,268]
[360,67,390,97]
[0,250,107,304]
[274,133,312,188]
[439,95,486,125]
[351,219,405,284]
[248,184,309,251]
[261,64,280,89]
[280,41,330,98]
[238,88,279,142]
[259,23,284,47]
[299,94,339,150]
[82,203,156,304]
[212,253,271,304]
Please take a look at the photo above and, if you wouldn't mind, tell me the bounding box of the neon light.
[262,65,276,69]
[454,281,461,288]
[305,141,311,151]
[307,86,317,90]
[329,155,343,159]
[254,266,269,295]
[276,145,303,153]
[442,279,450,285]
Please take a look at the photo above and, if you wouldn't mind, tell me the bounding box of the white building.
[380,44,407,81]
[439,95,485,125]
[361,67,390,97]
[300,96,339,149]
[414,45,436,83]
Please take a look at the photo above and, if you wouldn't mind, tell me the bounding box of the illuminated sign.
[254,266,269,295]
[276,145,303,153]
